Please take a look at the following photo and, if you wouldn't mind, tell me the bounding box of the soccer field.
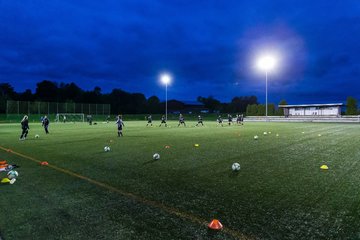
[1,121,360,239]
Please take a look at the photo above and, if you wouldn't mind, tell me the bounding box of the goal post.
[55,113,85,123]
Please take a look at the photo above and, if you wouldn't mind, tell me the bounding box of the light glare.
[160,73,171,85]
[257,55,277,71]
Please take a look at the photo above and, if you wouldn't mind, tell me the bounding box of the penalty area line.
[0,145,252,240]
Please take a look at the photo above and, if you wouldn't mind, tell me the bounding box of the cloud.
[0,0,359,103]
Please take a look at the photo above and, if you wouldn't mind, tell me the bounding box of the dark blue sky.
[0,0,359,104]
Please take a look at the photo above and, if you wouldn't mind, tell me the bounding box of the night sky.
[1,1,359,104]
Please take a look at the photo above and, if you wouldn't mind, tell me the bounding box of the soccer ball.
[276,134,279,137]
[263,132,267,135]
[254,135,258,140]
[7,170,18,180]
[104,146,110,152]
[232,163,241,171]
[153,153,160,160]
[35,134,39,139]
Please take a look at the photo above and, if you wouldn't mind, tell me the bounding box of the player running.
[19,115,29,140]
[146,114,153,127]
[195,115,204,126]
[236,114,241,125]
[217,115,223,127]
[42,115,50,134]
[240,114,244,125]
[228,114,233,126]
[159,115,167,127]
[116,115,125,137]
[178,114,186,127]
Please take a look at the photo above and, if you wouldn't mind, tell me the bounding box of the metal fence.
[6,100,111,115]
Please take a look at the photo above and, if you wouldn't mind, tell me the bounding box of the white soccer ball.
[7,170,18,180]
[254,135,259,140]
[263,132,267,135]
[232,163,241,171]
[104,146,110,152]
[35,134,39,139]
[153,153,160,160]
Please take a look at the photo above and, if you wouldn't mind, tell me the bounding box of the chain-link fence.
[6,100,110,115]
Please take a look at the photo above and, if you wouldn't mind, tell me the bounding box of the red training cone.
[208,219,223,230]
[40,161,49,165]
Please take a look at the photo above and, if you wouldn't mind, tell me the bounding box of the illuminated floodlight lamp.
[257,55,277,72]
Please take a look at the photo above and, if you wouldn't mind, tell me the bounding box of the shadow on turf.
[206,228,222,239]
[143,159,158,165]
[228,171,240,178]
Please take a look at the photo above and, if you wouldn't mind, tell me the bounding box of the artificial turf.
[1,121,360,239]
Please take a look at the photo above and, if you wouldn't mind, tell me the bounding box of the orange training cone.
[208,219,223,230]
[40,161,49,166]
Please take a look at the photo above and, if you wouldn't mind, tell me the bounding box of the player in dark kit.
[217,115,223,127]
[228,114,233,126]
[42,116,50,134]
[178,114,186,127]
[146,115,153,127]
[116,115,125,137]
[236,114,240,124]
[240,114,244,125]
[195,115,204,126]
[159,115,167,127]
[19,115,29,140]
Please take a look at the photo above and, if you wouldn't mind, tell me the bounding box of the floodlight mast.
[160,73,172,121]
[257,55,276,120]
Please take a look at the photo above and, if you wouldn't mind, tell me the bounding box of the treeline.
[0,80,286,115]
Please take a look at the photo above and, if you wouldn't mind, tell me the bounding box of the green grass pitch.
[1,121,360,239]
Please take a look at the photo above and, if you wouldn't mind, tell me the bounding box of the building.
[278,103,343,117]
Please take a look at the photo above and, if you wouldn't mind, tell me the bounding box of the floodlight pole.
[165,83,168,121]
[265,71,268,120]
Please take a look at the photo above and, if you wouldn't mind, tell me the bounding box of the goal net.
[55,113,85,123]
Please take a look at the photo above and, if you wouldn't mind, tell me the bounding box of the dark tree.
[147,96,161,114]
[19,89,34,101]
[167,100,185,112]
[131,93,147,114]
[59,82,83,102]
[277,99,288,116]
[346,96,358,115]
[36,80,58,101]
[0,83,17,113]
[197,96,221,113]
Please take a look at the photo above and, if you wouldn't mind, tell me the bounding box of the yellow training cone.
[320,165,329,170]
[1,178,10,183]
[194,144,200,147]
